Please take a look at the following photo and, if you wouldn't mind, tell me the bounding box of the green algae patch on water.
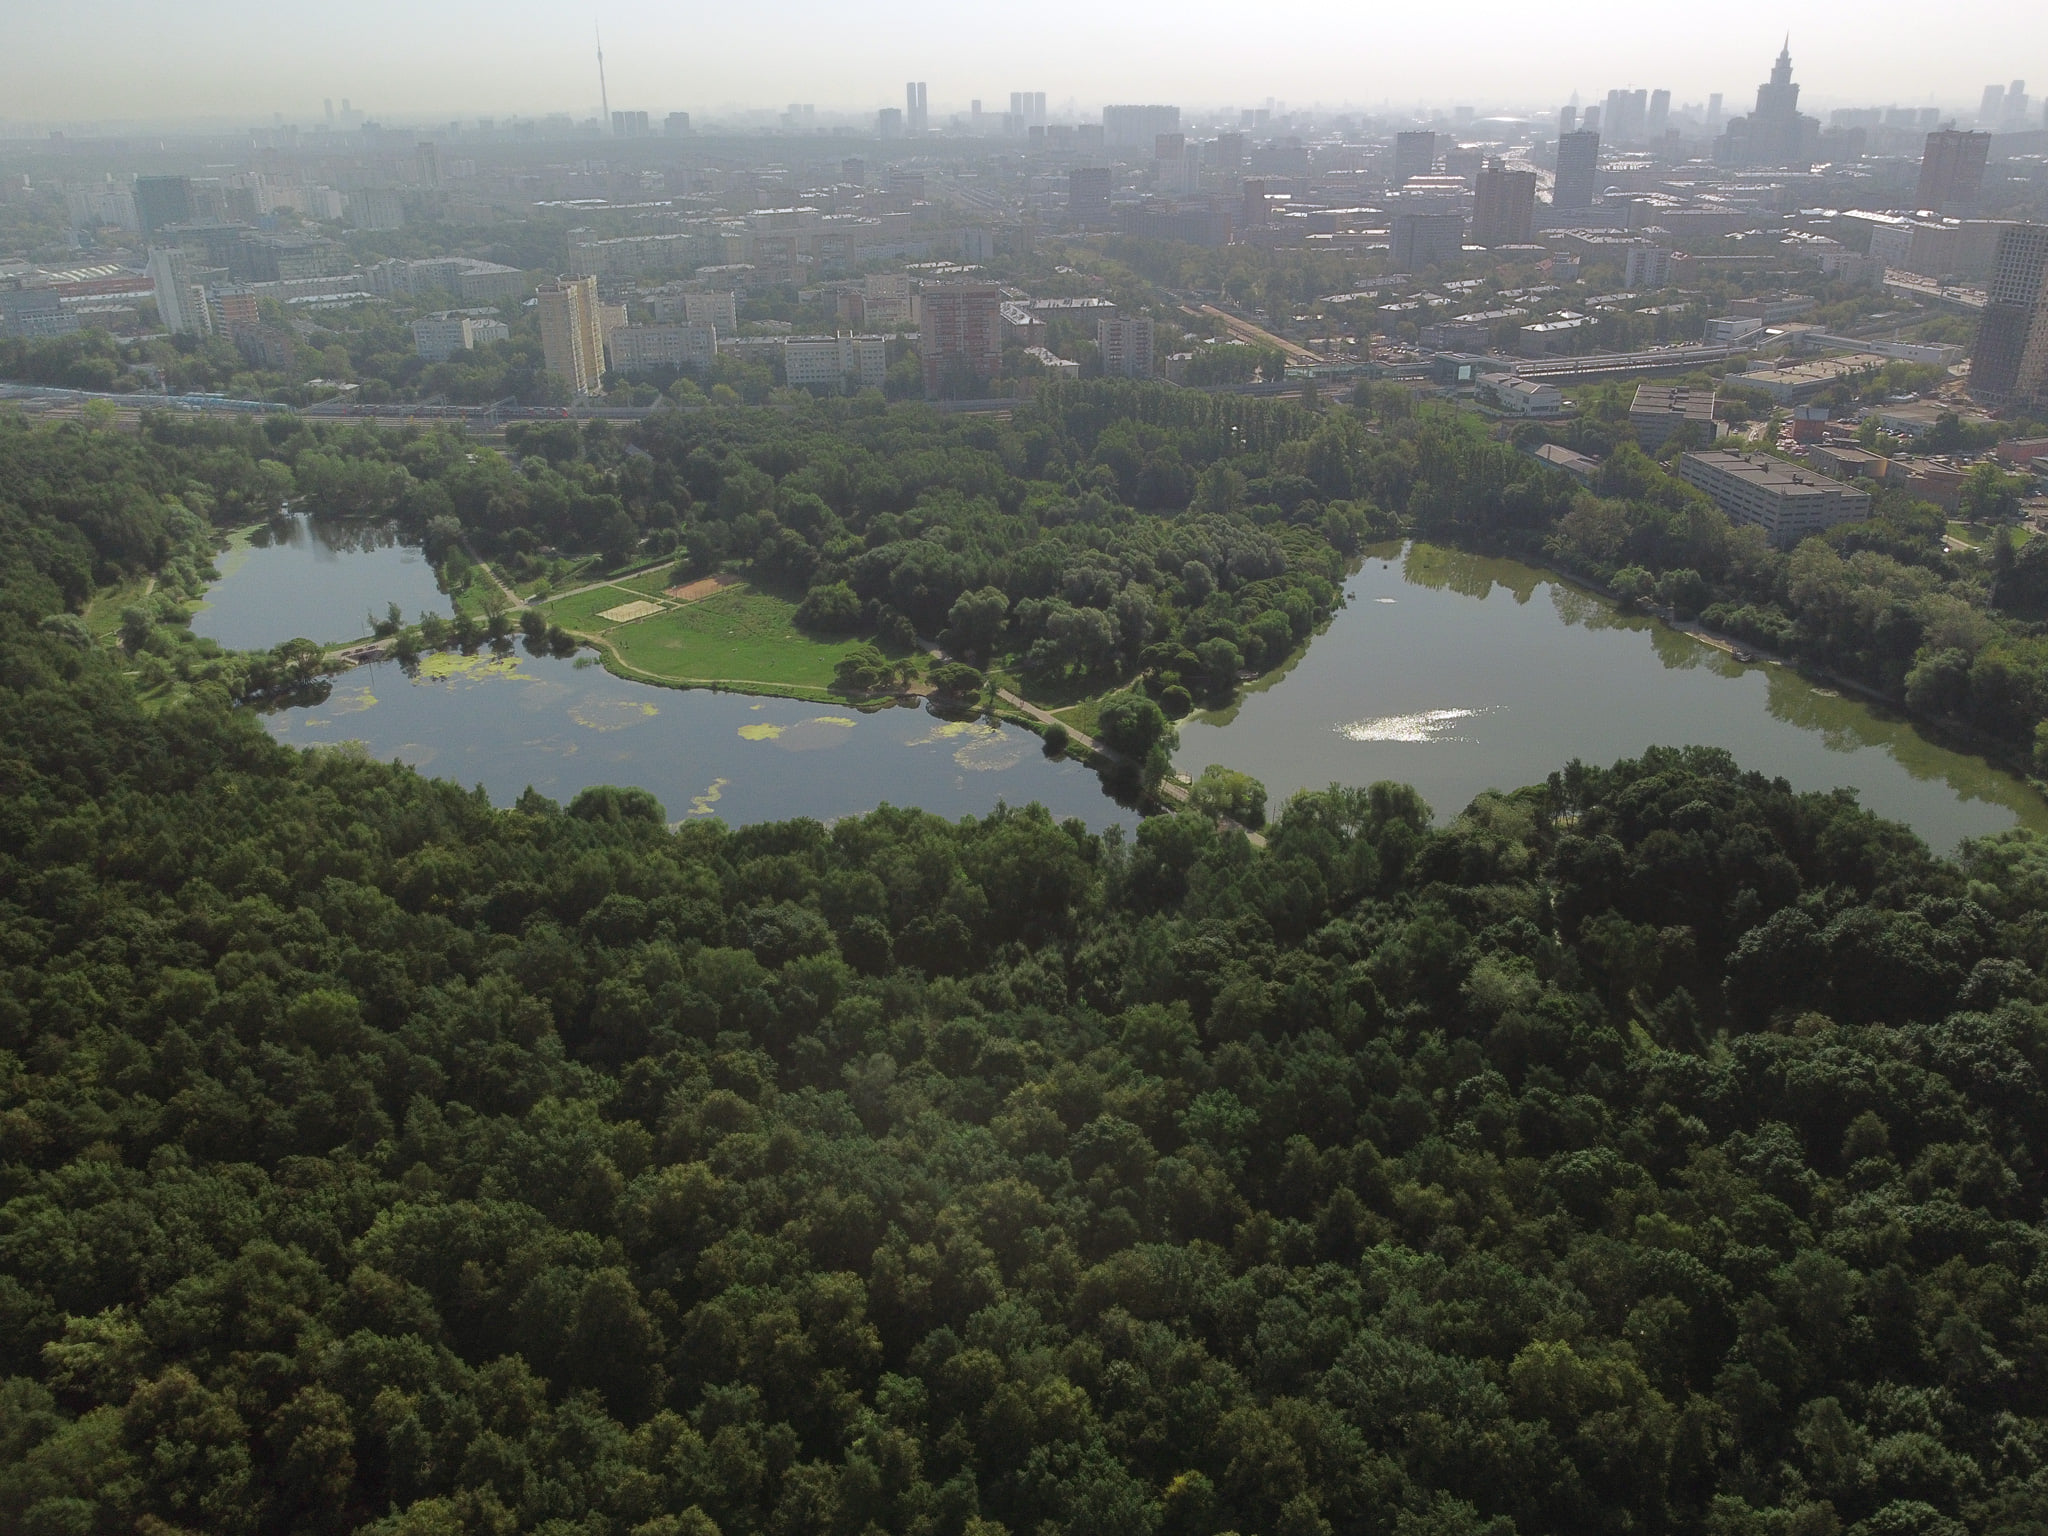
[415,651,523,683]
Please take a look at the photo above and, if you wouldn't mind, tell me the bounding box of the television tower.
[596,22,611,129]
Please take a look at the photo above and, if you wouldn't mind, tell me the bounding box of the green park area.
[545,580,873,693]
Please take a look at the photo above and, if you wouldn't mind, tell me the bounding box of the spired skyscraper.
[1715,39,1821,167]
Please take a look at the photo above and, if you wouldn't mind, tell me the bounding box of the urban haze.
[8,16,2048,1536]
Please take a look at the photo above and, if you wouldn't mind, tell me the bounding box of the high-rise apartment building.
[1604,89,1648,144]
[1068,167,1112,228]
[1648,90,1671,136]
[1971,223,2048,405]
[1559,104,1578,133]
[905,83,928,136]
[146,247,210,336]
[1391,131,1437,187]
[1391,212,1465,272]
[1097,316,1155,379]
[1553,130,1600,211]
[135,176,191,236]
[1472,159,1536,246]
[1915,130,1991,217]
[919,284,1003,395]
[538,274,605,395]
[415,142,440,188]
[1625,245,1676,288]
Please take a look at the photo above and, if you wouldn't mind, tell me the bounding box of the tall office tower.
[919,284,1003,395]
[1390,212,1464,271]
[147,247,212,336]
[2006,81,2031,127]
[1915,130,1991,216]
[1980,84,2007,126]
[134,176,191,236]
[905,82,928,135]
[1391,130,1437,186]
[877,108,903,138]
[1971,223,2048,403]
[1472,158,1537,245]
[1102,104,1180,148]
[1553,130,1600,210]
[1648,89,1671,135]
[1559,104,1578,133]
[1582,106,1601,132]
[1716,39,1819,167]
[1068,166,1112,228]
[537,275,605,395]
[1708,93,1724,131]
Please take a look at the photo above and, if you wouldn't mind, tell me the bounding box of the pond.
[1176,542,2048,854]
[193,514,451,652]
[263,650,1134,831]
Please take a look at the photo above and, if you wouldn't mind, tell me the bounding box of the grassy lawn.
[614,565,684,599]
[546,583,656,633]
[1948,521,2034,549]
[83,574,157,640]
[602,586,865,689]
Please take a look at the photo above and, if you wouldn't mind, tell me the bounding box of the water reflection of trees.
[1401,542,1542,604]
[248,513,408,557]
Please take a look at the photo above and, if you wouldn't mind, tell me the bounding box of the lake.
[223,525,2048,849]
[193,515,451,652]
[1176,542,2048,853]
[265,650,1134,830]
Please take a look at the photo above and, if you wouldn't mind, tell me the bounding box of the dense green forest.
[21,373,2048,764]
[8,409,2048,1536]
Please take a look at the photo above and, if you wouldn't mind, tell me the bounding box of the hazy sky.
[5,0,2043,125]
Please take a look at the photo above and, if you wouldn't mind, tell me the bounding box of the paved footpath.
[996,689,1269,846]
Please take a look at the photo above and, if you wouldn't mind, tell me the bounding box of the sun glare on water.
[1339,707,1493,744]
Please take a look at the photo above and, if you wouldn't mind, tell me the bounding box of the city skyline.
[3,0,2045,126]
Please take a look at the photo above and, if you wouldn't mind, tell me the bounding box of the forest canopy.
[5,410,2048,1536]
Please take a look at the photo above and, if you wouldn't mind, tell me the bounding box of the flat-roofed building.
[1097,315,1156,379]
[1678,448,1870,545]
[607,322,719,373]
[784,332,887,390]
[1472,160,1537,246]
[920,283,1003,395]
[1391,212,1464,272]
[411,312,509,362]
[1630,385,1718,448]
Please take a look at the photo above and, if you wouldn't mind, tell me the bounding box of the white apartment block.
[607,323,720,373]
[784,333,888,390]
[1678,448,1871,547]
